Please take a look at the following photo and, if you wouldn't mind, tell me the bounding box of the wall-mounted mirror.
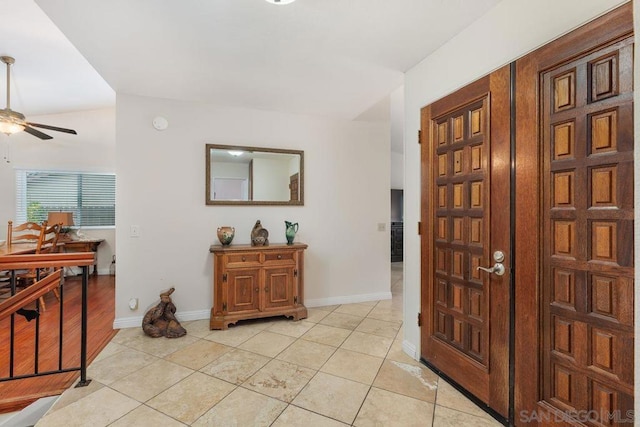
[206,144,304,205]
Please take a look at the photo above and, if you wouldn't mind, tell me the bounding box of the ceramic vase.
[217,226,235,245]
[285,221,298,245]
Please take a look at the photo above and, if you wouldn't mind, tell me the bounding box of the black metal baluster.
[75,265,91,387]
[58,269,64,370]
[9,270,16,378]
[33,269,42,374]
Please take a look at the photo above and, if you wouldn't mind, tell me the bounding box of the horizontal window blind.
[16,170,115,227]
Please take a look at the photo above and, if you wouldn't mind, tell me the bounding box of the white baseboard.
[112,316,143,329]
[113,293,393,329]
[175,309,211,322]
[402,339,418,360]
[305,291,392,308]
[113,309,210,329]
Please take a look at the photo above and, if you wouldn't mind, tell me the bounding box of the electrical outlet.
[130,225,140,237]
[129,298,138,310]
[377,223,386,232]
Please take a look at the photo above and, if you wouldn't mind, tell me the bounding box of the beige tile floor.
[36,264,503,426]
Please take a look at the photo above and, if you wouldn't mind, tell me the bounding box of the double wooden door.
[420,4,633,425]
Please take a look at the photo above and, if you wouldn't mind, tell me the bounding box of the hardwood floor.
[0,274,116,413]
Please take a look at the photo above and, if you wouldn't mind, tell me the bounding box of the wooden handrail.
[0,270,62,321]
[0,252,95,270]
[0,252,94,320]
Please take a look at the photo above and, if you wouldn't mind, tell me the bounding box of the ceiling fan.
[0,56,77,140]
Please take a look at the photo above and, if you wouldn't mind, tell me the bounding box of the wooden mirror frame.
[206,144,304,206]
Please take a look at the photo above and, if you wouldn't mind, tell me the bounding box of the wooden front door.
[421,6,633,425]
[420,65,511,419]
[516,5,634,425]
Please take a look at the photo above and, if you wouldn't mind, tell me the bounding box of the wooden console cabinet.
[209,243,308,330]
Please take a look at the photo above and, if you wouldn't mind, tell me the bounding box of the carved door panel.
[538,34,634,424]
[263,266,296,311]
[420,65,511,418]
[226,269,261,314]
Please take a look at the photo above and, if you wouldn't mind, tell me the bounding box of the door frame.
[514,3,633,422]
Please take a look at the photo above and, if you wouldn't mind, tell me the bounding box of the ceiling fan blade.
[23,125,53,140]
[26,122,77,135]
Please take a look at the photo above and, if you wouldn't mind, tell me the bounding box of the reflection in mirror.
[206,144,304,205]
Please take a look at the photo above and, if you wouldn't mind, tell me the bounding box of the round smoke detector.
[152,116,169,131]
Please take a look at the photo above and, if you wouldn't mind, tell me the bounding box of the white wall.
[402,0,630,362]
[211,161,249,181]
[211,162,249,200]
[115,93,391,326]
[390,86,404,190]
[252,157,290,201]
[0,108,116,274]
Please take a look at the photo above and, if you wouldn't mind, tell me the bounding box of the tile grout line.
[46,285,426,425]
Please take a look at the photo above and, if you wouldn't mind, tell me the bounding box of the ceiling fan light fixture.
[0,121,24,135]
[0,56,77,140]
[265,0,296,4]
[0,108,26,136]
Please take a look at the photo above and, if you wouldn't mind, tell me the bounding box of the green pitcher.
[285,221,298,245]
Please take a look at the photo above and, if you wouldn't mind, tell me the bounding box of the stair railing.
[0,252,95,387]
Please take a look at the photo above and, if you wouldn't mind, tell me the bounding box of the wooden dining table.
[0,242,94,278]
[0,242,40,256]
[2,240,104,275]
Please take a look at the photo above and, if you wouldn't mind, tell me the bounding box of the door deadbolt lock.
[493,250,505,263]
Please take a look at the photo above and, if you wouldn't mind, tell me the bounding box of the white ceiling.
[2,0,501,123]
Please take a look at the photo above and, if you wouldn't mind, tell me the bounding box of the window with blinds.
[16,170,116,227]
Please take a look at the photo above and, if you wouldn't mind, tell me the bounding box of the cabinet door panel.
[264,267,295,310]
[227,268,260,313]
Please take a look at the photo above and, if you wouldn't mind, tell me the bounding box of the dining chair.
[5,221,64,311]
[2,220,46,284]
[0,221,47,310]
[7,220,46,246]
[40,222,64,306]
[14,222,63,311]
